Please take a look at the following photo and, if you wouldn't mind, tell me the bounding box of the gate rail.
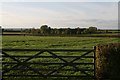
[1,49,96,79]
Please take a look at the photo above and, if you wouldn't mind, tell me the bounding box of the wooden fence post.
[94,46,96,80]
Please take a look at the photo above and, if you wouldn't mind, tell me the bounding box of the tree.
[85,27,97,34]
[31,28,38,35]
[76,27,81,35]
[40,25,51,35]
[82,27,97,34]
[88,27,97,34]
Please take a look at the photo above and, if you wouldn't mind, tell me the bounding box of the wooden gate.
[1,49,95,79]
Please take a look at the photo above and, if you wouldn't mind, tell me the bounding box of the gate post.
[94,46,96,80]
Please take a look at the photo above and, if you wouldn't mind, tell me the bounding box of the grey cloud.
[79,19,117,23]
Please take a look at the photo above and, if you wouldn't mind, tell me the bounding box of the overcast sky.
[0,1,119,29]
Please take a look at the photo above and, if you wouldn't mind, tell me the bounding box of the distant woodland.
[1,25,120,36]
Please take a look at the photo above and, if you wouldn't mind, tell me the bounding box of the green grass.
[2,36,120,80]
[2,36,120,49]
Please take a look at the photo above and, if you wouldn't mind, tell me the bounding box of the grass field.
[2,36,120,49]
[2,36,120,80]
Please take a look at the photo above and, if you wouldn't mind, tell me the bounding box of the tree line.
[2,25,120,36]
[24,25,98,35]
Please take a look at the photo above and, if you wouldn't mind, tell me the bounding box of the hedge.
[95,43,120,80]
